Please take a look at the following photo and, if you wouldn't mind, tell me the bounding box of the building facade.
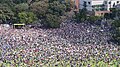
[74,0,120,16]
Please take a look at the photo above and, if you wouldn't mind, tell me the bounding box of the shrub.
[12,0,27,4]
[15,3,29,13]
[48,1,66,16]
[30,1,48,18]
[87,16,102,22]
[44,14,61,28]
[74,9,87,23]
[18,12,37,24]
[112,20,120,45]
[0,4,14,23]
[64,0,74,11]
[112,20,120,27]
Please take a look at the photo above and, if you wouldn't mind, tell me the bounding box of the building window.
[104,1,107,4]
[117,1,119,3]
[88,2,91,5]
[84,1,86,4]
[109,2,111,4]
[113,3,115,7]
[101,13,103,15]
[83,1,87,7]
[102,4,105,7]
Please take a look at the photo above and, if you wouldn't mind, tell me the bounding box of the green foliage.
[0,4,14,23]
[106,7,120,45]
[105,8,120,20]
[18,12,37,24]
[104,13,111,19]
[44,14,61,28]
[0,0,13,3]
[15,3,29,13]
[0,0,70,28]
[75,8,102,23]
[12,0,28,4]
[112,20,120,44]
[112,20,120,27]
[0,0,15,10]
[64,0,74,11]
[87,16,101,22]
[75,9,87,22]
[30,1,48,18]
[29,0,67,28]
[48,1,66,16]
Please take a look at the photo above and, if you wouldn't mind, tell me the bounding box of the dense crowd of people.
[45,20,114,45]
[0,20,120,66]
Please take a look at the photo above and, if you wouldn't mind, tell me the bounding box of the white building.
[78,0,120,16]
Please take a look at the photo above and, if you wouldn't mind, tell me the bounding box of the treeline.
[0,0,74,28]
[104,8,120,45]
[74,8,102,23]
[100,8,120,45]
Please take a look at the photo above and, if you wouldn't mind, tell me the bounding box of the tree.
[30,0,67,28]
[12,0,27,4]
[48,1,66,16]
[104,13,111,19]
[112,20,120,27]
[45,1,67,28]
[0,0,15,12]
[18,12,37,24]
[109,8,120,19]
[0,0,13,3]
[30,1,48,18]
[15,3,29,13]
[112,20,120,45]
[44,14,61,28]
[87,16,101,23]
[0,4,14,24]
[62,0,74,11]
[107,7,120,45]
[75,8,87,22]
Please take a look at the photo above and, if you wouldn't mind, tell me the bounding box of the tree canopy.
[0,0,72,28]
